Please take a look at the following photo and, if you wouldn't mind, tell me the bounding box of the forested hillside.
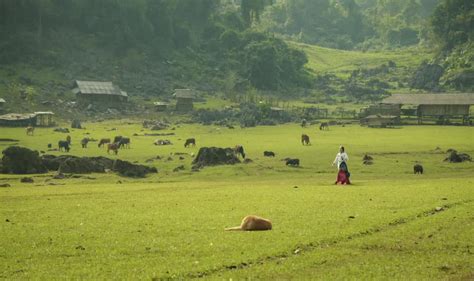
[0,0,471,115]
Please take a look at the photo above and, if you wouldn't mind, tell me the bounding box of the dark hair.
[340,146,345,152]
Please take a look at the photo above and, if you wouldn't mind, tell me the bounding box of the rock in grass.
[112,159,157,178]
[192,147,240,169]
[20,177,34,183]
[173,165,185,172]
[2,146,48,174]
[0,183,11,188]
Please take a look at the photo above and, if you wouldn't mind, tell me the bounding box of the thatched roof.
[382,94,474,105]
[73,80,127,97]
[0,113,36,121]
[173,89,194,99]
[34,111,54,115]
[153,102,170,106]
[363,114,398,120]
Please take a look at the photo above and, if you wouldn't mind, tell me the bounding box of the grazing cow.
[264,151,275,157]
[320,122,329,130]
[234,145,246,159]
[66,135,72,145]
[286,158,300,166]
[98,138,111,148]
[414,164,423,174]
[118,137,131,149]
[184,138,196,147]
[81,138,89,148]
[47,143,52,149]
[113,136,123,144]
[301,119,307,128]
[107,143,119,155]
[26,126,35,136]
[301,134,311,145]
[58,140,70,152]
[225,215,272,231]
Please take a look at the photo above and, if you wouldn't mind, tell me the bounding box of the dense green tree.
[431,0,473,50]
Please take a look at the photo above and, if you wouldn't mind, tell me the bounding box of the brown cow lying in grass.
[225,215,272,231]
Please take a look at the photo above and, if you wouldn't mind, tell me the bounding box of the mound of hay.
[112,159,157,178]
[192,147,240,169]
[1,146,48,174]
[444,150,472,163]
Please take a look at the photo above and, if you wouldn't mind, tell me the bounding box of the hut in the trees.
[72,80,128,107]
[173,89,194,112]
[381,93,474,124]
[360,115,399,128]
[0,111,55,127]
[34,112,55,127]
[153,102,169,112]
[0,113,36,127]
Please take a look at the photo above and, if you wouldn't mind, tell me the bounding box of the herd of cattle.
[27,126,307,167]
[25,125,430,173]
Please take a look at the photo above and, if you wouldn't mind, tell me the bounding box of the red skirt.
[335,170,351,185]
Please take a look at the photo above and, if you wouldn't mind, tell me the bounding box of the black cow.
[286,158,300,167]
[113,136,123,143]
[264,151,275,157]
[234,145,246,159]
[58,140,70,152]
[414,164,423,174]
[301,134,310,145]
[81,138,89,148]
[320,122,329,130]
[118,137,130,149]
[184,138,196,147]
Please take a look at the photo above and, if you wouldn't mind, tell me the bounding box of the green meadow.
[290,42,433,78]
[1,122,473,280]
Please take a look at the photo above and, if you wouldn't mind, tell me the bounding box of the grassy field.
[289,42,433,77]
[0,121,473,280]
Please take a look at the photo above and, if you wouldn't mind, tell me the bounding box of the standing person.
[333,146,350,185]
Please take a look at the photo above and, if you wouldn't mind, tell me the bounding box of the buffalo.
[81,138,89,148]
[58,140,70,152]
[264,151,275,157]
[301,134,310,145]
[286,158,300,167]
[320,122,329,130]
[234,145,246,159]
[107,143,119,155]
[414,164,423,174]
[98,138,111,148]
[184,138,196,147]
[118,137,131,149]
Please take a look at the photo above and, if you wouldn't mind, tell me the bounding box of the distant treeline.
[0,0,471,94]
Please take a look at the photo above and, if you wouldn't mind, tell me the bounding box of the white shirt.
[333,152,349,169]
